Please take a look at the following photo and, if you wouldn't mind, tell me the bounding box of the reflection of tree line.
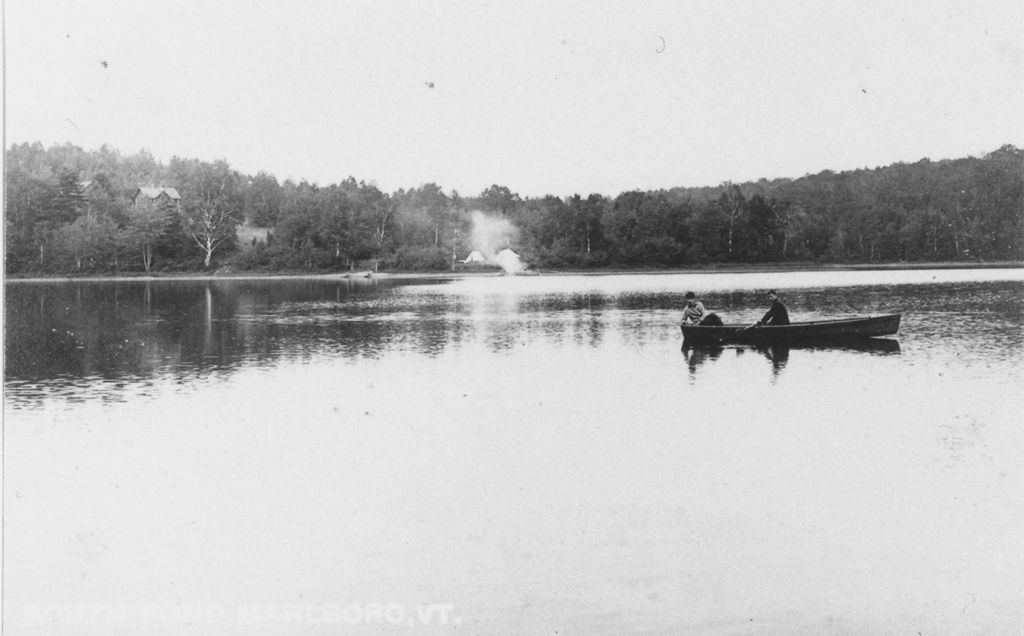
[14,278,920,390]
[5,282,653,385]
[6,281,431,381]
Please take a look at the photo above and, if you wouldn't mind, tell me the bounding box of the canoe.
[681,314,901,345]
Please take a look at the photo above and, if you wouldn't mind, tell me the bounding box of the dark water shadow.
[4,279,622,401]
[682,339,901,378]
[681,343,726,375]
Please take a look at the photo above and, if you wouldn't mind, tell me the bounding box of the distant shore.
[5,261,1022,284]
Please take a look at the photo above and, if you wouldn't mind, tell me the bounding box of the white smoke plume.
[469,210,525,274]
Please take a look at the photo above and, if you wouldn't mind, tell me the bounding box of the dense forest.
[5,142,1022,275]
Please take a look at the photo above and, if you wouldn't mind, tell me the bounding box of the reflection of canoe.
[681,314,901,345]
[684,339,901,353]
[682,338,901,357]
[751,338,901,355]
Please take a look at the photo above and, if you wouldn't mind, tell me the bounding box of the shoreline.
[5,261,1022,284]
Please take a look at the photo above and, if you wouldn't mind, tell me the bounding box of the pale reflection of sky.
[424,268,1024,296]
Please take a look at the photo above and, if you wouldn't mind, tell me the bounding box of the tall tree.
[56,213,111,270]
[125,194,175,272]
[276,180,322,269]
[478,185,521,217]
[30,169,86,267]
[354,182,395,268]
[573,194,607,255]
[717,183,745,259]
[243,172,283,226]
[173,159,243,268]
[745,194,782,261]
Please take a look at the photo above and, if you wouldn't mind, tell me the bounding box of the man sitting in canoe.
[682,291,723,326]
[756,289,790,326]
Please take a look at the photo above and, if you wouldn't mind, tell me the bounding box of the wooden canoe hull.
[681,314,901,345]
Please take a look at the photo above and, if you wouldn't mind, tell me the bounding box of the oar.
[739,322,759,336]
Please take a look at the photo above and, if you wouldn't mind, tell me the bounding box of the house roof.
[135,186,181,200]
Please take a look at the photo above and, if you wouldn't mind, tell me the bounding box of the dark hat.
[685,291,696,299]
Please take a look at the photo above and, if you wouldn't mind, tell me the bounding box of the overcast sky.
[5,0,1023,197]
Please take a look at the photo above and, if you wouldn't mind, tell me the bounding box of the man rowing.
[756,289,790,326]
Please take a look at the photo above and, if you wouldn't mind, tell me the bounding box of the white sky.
[4,0,1023,197]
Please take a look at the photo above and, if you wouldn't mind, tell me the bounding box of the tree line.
[5,141,1022,275]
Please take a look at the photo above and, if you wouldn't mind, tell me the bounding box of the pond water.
[4,269,1024,635]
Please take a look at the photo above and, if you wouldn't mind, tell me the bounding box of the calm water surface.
[4,269,1024,635]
